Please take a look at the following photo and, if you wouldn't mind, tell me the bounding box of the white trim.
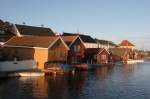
[69,36,85,48]
[0,42,4,45]
[48,36,70,50]
[69,36,79,47]
[98,48,110,55]
[3,36,16,45]
[48,37,60,49]
[12,24,22,37]
[59,37,70,50]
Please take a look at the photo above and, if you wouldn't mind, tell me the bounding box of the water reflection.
[0,62,150,99]
[122,64,137,78]
[93,66,114,80]
[31,77,48,99]
[46,72,88,99]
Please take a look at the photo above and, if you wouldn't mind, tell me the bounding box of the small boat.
[123,59,144,64]
[18,72,44,77]
[126,59,144,64]
[8,71,44,77]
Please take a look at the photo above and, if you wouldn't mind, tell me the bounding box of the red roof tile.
[119,40,134,46]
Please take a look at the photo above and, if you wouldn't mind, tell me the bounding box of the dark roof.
[85,48,106,54]
[62,32,96,43]
[4,36,58,48]
[110,48,131,57]
[15,24,56,36]
[95,38,117,46]
[119,40,134,46]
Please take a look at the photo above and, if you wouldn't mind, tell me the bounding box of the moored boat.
[126,59,144,64]
[0,59,37,72]
[18,72,44,77]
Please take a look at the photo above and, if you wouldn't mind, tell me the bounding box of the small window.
[74,45,80,52]
[94,55,97,60]
[101,55,106,60]
[0,29,5,34]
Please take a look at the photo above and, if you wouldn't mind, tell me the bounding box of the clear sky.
[0,0,150,50]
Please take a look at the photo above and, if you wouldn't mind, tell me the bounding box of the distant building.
[118,40,135,49]
[15,24,56,36]
[95,38,117,49]
[3,36,69,70]
[62,32,98,48]
[109,48,132,62]
[0,19,56,44]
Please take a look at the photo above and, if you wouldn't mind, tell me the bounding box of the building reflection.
[45,72,88,99]
[93,66,114,80]
[32,77,48,99]
[122,64,137,79]
[66,71,88,97]
[19,77,48,99]
[17,72,88,99]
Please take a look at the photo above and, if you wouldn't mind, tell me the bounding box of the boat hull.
[126,60,144,64]
[0,60,37,72]
[18,72,44,77]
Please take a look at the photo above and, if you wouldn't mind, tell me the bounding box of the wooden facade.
[110,48,132,62]
[0,47,35,61]
[84,48,110,64]
[3,36,69,70]
[68,37,85,64]
[110,48,143,63]
[48,39,69,63]
[96,49,110,64]
[61,36,85,64]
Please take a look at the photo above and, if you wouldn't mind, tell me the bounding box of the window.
[72,56,78,63]
[74,45,80,52]
[101,55,106,60]
[94,55,97,60]
[0,29,5,34]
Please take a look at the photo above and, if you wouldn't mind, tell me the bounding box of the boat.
[7,71,44,77]
[126,59,144,64]
[18,72,44,77]
[0,59,37,72]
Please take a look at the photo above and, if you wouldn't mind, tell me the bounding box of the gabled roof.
[85,48,108,55]
[110,48,132,57]
[61,36,77,46]
[85,48,100,54]
[62,32,96,43]
[4,36,58,48]
[15,24,56,36]
[119,40,134,46]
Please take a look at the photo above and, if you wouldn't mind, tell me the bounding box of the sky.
[0,0,150,50]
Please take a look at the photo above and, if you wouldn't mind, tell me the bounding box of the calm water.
[0,61,150,99]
